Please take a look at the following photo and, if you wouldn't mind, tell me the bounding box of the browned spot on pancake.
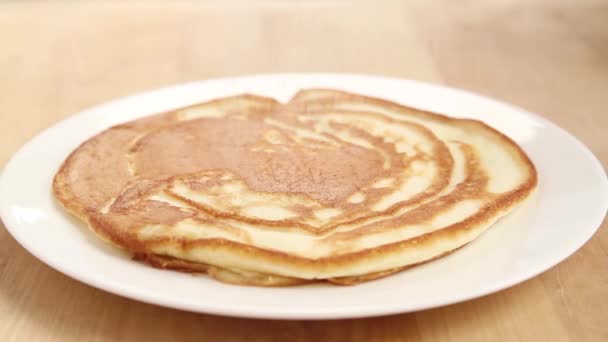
[53,128,140,211]
[110,179,166,211]
[132,117,385,205]
[110,200,194,228]
[151,109,456,232]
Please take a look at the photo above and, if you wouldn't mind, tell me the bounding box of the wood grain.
[1,1,607,341]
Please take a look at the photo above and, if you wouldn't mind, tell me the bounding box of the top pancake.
[53,89,537,285]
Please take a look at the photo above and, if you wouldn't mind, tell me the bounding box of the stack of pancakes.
[53,89,537,286]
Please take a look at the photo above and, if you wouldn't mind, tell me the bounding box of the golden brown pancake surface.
[53,89,537,286]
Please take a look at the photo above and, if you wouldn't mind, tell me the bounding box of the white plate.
[1,74,607,320]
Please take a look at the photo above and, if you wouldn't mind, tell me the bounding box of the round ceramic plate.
[1,74,606,319]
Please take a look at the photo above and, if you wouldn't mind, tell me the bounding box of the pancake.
[53,89,537,286]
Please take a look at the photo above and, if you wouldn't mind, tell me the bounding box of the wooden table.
[1,1,607,341]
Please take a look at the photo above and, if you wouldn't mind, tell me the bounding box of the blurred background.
[2,1,606,166]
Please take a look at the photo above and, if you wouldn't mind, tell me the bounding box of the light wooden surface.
[1,1,607,341]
